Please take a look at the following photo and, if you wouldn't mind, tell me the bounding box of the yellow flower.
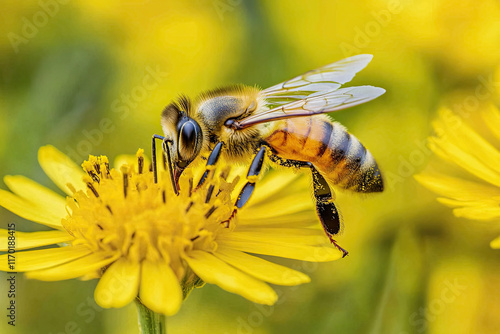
[0,146,342,316]
[415,106,500,248]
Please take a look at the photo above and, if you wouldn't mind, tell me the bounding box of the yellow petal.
[228,227,326,245]
[481,104,500,142]
[218,237,342,262]
[249,171,304,206]
[139,259,182,316]
[0,189,63,229]
[185,250,277,305]
[26,252,118,281]
[452,206,500,220]
[95,258,140,308]
[414,173,500,201]
[0,245,90,272]
[490,235,500,249]
[428,137,500,187]
[38,145,86,195]
[242,192,314,220]
[214,246,310,286]
[238,211,318,228]
[436,198,489,208]
[0,230,73,251]
[4,175,67,218]
[434,107,500,175]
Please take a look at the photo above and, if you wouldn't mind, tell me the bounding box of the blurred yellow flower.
[0,146,342,317]
[415,106,500,248]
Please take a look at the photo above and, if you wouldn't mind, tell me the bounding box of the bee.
[152,54,385,257]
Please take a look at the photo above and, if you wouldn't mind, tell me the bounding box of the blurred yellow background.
[1,0,500,333]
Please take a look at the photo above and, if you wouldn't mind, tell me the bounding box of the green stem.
[135,299,167,334]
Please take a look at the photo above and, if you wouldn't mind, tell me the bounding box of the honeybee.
[152,54,385,257]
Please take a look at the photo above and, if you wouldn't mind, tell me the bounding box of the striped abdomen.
[265,116,383,193]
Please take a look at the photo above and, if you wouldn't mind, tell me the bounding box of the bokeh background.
[1,0,500,333]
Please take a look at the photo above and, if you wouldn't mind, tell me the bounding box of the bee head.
[161,96,203,190]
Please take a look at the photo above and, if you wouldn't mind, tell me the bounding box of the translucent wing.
[235,86,385,128]
[261,54,374,108]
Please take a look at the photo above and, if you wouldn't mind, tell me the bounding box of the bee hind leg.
[268,155,348,258]
[309,166,348,258]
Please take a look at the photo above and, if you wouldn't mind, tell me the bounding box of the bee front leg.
[222,145,267,227]
[309,166,348,258]
[197,142,224,189]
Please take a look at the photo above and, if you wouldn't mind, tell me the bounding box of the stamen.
[87,182,99,197]
[205,184,215,203]
[204,205,217,219]
[162,190,166,203]
[87,170,100,183]
[186,201,194,213]
[188,178,193,197]
[123,172,128,198]
[106,205,113,214]
[94,162,101,175]
[138,155,144,174]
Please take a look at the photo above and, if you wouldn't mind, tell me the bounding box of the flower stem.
[135,299,167,334]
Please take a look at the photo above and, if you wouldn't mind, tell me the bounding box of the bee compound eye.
[178,119,201,161]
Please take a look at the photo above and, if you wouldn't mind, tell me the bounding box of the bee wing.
[236,86,385,128]
[261,54,374,107]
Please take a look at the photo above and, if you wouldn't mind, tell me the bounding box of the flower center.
[62,150,239,278]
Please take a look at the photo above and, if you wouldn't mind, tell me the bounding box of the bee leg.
[196,142,224,189]
[152,134,178,195]
[309,166,348,258]
[267,154,348,257]
[222,145,267,227]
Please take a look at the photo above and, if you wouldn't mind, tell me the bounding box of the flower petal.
[185,250,277,305]
[429,137,500,187]
[0,230,73,251]
[433,107,500,175]
[481,104,500,141]
[249,171,304,206]
[0,189,63,229]
[238,211,318,228]
[38,145,86,195]
[490,235,500,249]
[95,258,140,308]
[214,246,310,286]
[26,252,118,281]
[414,173,500,201]
[4,175,68,219]
[228,228,327,245]
[452,206,500,220]
[0,245,90,272]
[139,259,182,316]
[242,192,314,220]
[218,237,342,262]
